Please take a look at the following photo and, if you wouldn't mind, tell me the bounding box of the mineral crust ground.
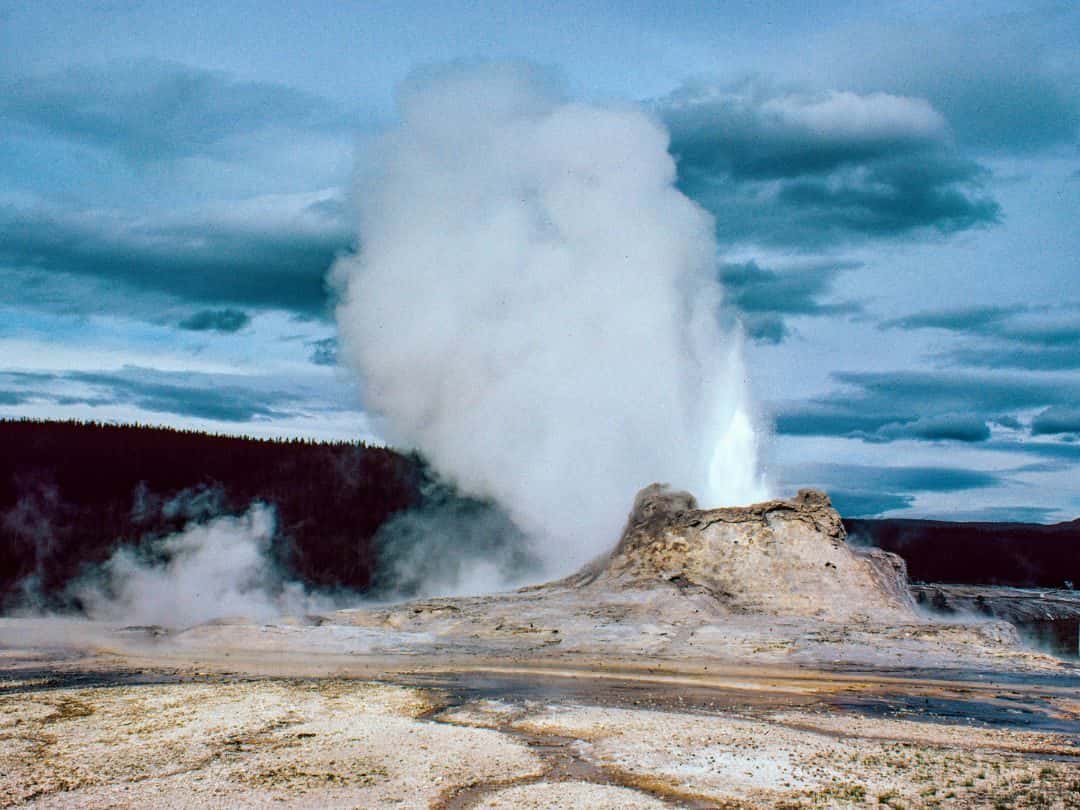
[1,488,1077,808]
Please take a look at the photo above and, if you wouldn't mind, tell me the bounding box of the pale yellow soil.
[486,702,1080,809]
[0,680,543,809]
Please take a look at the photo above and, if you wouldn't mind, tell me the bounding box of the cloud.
[656,80,1000,245]
[719,260,861,343]
[880,413,991,443]
[984,439,1080,462]
[660,80,946,180]
[769,154,999,237]
[0,191,351,314]
[883,305,1080,345]
[818,14,1080,153]
[828,490,915,518]
[178,308,250,333]
[795,463,1002,493]
[773,370,1080,446]
[882,305,1080,371]
[0,367,300,423]
[943,346,1080,372]
[307,337,338,366]
[1031,406,1080,437]
[0,60,347,163]
[881,304,1028,332]
[784,461,1003,517]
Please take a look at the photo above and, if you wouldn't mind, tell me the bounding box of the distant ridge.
[843,516,1079,589]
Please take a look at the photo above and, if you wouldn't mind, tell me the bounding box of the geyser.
[334,63,767,575]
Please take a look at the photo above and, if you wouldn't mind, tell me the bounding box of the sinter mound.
[133,484,1042,672]
[563,484,916,622]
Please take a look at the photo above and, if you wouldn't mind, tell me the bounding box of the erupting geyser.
[333,64,768,575]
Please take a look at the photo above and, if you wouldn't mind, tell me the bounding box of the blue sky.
[1,1,1077,520]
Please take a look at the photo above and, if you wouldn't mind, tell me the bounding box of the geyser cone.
[568,485,917,623]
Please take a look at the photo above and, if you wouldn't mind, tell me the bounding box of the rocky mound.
[568,484,917,622]
[163,485,1049,672]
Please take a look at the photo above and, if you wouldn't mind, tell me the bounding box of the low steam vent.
[574,485,917,622]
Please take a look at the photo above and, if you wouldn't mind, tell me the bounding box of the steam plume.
[71,504,333,627]
[334,64,767,575]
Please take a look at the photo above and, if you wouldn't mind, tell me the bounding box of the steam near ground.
[333,63,768,577]
[6,474,534,627]
[69,504,338,627]
[367,477,537,599]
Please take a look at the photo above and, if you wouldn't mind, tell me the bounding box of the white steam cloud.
[334,64,767,575]
[72,504,332,627]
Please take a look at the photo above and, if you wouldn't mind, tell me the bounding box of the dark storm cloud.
[0,60,346,162]
[1031,406,1080,437]
[178,309,251,333]
[0,367,299,423]
[0,390,29,406]
[656,81,1000,246]
[0,200,350,314]
[660,79,947,180]
[719,261,861,343]
[774,370,1080,445]
[771,155,999,237]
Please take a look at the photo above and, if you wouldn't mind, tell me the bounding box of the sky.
[1,0,1077,521]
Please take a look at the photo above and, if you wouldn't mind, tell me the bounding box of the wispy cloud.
[0,367,300,423]
[773,370,1080,445]
[881,304,1080,371]
[0,60,349,163]
[0,190,351,314]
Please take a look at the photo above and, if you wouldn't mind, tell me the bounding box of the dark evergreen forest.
[844,517,1079,589]
[0,419,422,609]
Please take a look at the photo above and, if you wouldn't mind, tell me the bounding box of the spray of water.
[333,63,767,576]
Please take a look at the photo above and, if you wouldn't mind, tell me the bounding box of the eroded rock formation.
[568,484,916,622]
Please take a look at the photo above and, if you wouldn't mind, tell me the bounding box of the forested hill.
[0,419,421,607]
[843,517,1079,589]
